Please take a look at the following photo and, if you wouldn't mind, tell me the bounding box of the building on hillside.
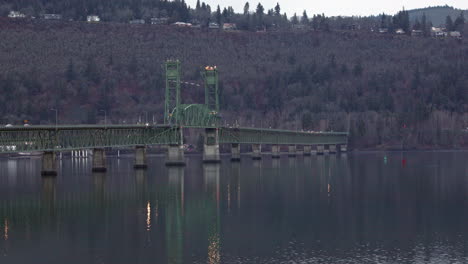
[209,22,220,29]
[8,11,26,18]
[411,30,423,36]
[378,28,388,33]
[151,17,169,25]
[87,15,100,23]
[431,27,447,37]
[292,24,307,30]
[172,22,192,27]
[449,31,462,39]
[395,28,405,34]
[42,14,62,20]
[129,19,145,24]
[223,23,237,31]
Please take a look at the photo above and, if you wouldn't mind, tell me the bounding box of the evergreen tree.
[413,18,421,30]
[216,5,222,24]
[292,13,299,25]
[421,13,428,36]
[66,59,76,82]
[274,3,281,16]
[243,2,250,15]
[301,10,309,25]
[380,13,387,28]
[454,12,465,31]
[256,3,264,16]
[445,15,454,31]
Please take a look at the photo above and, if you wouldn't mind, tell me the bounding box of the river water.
[0,151,466,264]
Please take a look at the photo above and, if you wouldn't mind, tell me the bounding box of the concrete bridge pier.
[329,145,337,154]
[304,146,312,156]
[92,148,107,172]
[317,145,325,155]
[340,144,348,152]
[252,144,262,160]
[296,146,304,156]
[166,144,186,166]
[41,151,57,176]
[134,145,148,169]
[231,143,241,162]
[271,145,281,159]
[288,145,296,157]
[203,128,221,163]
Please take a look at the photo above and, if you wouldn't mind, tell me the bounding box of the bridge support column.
[304,146,312,156]
[340,144,348,152]
[252,144,262,160]
[288,145,296,157]
[296,146,304,156]
[203,128,221,163]
[41,151,57,176]
[329,145,337,154]
[92,148,107,172]
[231,143,241,162]
[134,145,148,169]
[166,144,186,166]
[317,145,324,155]
[271,145,280,159]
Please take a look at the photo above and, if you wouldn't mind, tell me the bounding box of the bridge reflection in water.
[0,152,467,263]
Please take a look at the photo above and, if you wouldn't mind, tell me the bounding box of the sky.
[186,0,468,17]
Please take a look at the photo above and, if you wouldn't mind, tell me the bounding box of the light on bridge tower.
[165,60,181,125]
[202,66,219,114]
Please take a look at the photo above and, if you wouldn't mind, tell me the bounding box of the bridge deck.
[0,125,348,153]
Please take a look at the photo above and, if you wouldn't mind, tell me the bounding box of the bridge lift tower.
[165,60,181,125]
[202,66,219,114]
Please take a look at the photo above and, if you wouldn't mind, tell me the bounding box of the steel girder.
[219,127,348,145]
[0,125,179,153]
[169,104,220,128]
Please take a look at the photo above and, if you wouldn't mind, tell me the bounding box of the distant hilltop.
[408,5,467,26]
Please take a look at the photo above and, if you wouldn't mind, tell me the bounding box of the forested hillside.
[409,5,467,26]
[0,19,466,149]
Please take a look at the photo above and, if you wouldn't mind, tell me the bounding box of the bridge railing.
[0,125,180,153]
[219,127,348,145]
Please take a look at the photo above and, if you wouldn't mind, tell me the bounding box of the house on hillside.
[8,11,26,18]
[223,23,237,31]
[395,28,405,34]
[378,28,388,33]
[42,14,62,20]
[129,19,145,24]
[292,24,307,30]
[172,22,192,27]
[449,31,462,39]
[411,30,423,36]
[87,15,100,23]
[209,22,220,29]
[151,17,169,25]
[431,27,447,37]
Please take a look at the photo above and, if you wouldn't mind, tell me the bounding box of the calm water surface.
[0,151,467,264]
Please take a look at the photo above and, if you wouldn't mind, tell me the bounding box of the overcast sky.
[186,1,468,17]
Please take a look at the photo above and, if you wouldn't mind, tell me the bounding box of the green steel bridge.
[0,60,348,174]
[0,125,347,154]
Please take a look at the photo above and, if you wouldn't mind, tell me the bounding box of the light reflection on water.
[0,151,466,264]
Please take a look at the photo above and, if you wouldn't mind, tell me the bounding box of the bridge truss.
[0,61,348,154]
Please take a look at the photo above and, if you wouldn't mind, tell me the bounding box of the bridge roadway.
[0,124,348,175]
